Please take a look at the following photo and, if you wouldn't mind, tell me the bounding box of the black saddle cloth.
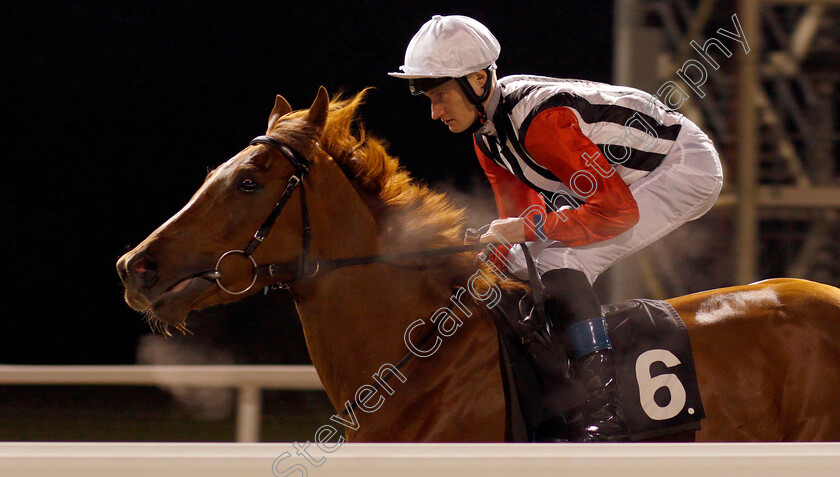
[492,289,705,442]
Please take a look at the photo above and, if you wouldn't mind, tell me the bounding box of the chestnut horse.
[117,88,840,442]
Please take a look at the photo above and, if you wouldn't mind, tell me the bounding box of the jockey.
[389,15,723,442]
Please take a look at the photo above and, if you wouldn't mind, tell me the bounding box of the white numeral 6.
[635,349,687,420]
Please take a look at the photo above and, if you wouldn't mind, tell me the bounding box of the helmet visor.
[408,77,453,96]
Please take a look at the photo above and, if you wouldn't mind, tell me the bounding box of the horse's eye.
[238,178,260,193]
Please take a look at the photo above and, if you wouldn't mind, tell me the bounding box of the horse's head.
[117,87,353,330]
[118,86,476,333]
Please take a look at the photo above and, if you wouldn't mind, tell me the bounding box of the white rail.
[1,443,840,477]
[0,365,324,442]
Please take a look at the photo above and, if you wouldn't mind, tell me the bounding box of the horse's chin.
[148,277,217,326]
[123,291,152,313]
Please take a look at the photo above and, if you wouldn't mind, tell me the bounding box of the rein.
[254,243,488,279]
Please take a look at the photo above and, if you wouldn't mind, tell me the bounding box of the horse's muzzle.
[117,250,159,291]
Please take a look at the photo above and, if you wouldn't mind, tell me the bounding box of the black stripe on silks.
[474,131,496,162]
[594,144,667,171]
[476,133,510,171]
[503,83,541,109]
[517,92,683,144]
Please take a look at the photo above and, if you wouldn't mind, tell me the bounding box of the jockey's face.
[424,73,487,133]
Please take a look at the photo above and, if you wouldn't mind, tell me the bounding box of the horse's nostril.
[128,253,159,288]
[133,256,155,274]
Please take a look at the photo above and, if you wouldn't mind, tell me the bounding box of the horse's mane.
[272,89,527,297]
[274,90,477,280]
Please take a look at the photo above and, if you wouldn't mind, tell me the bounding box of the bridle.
[201,134,486,295]
[196,132,533,419]
[200,135,315,294]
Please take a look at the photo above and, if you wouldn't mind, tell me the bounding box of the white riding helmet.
[389,15,500,80]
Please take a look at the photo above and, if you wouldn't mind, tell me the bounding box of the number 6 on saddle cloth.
[490,245,706,442]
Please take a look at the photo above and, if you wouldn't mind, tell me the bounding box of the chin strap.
[461,117,486,135]
[454,67,494,127]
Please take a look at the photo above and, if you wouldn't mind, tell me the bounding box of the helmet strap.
[454,67,493,129]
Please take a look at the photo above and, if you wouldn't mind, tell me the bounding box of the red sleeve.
[473,140,544,220]
[521,107,639,246]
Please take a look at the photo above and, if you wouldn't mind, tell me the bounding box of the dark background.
[2,1,613,364]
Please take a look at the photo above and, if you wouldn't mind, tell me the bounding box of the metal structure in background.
[611,0,840,300]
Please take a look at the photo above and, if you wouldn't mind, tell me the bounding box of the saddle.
[491,285,706,442]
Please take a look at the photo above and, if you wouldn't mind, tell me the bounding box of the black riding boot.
[568,321,630,442]
[543,269,630,442]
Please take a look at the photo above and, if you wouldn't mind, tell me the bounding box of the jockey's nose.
[118,251,159,289]
[431,102,444,121]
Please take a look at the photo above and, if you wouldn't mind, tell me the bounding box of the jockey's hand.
[479,218,526,244]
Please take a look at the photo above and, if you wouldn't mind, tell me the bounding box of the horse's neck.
[291,161,507,440]
[294,261,509,441]
[294,264,456,407]
[290,160,455,407]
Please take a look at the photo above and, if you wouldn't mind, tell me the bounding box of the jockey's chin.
[444,118,469,133]
[444,114,478,133]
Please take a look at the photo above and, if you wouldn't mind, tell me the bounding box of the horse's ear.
[305,86,329,132]
[266,95,293,134]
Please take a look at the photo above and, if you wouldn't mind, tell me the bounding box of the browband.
[249,135,312,173]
